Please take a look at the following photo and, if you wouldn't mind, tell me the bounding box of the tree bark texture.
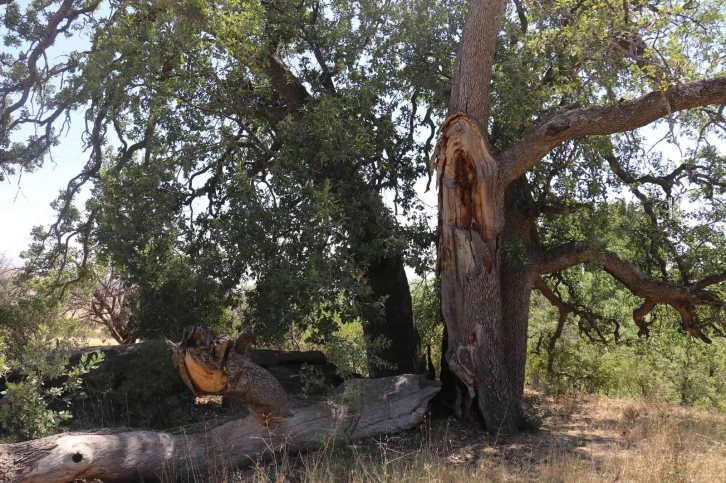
[500,178,539,411]
[0,375,440,483]
[362,253,420,377]
[435,112,519,434]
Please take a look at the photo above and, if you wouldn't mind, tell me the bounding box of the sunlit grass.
[177,393,726,482]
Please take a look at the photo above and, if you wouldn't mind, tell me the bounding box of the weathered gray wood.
[0,375,440,483]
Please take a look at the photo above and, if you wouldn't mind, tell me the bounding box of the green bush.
[527,287,726,410]
[0,269,103,441]
[74,342,202,429]
[325,322,395,378]
[410,278,443,375]
[0,350,103,442]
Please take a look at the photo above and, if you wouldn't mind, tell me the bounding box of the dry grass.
[187,393,726,483]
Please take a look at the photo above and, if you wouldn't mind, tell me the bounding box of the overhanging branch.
[534,241,725,342]
[499,77,726,186]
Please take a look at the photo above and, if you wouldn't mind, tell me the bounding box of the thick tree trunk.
[436,177,536,427]
[0,375,440,483]
[434,0,522,434]
[435,114,519,434]
[500,265,532,414]
[437,325,480,422]
[361,253,420,377]
[500,178,538,414]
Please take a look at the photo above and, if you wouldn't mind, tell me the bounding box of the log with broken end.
[0,375,441,483]
[166,325,295,416]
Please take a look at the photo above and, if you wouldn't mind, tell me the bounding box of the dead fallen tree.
[0,327,440,482]
[0,374,440,483]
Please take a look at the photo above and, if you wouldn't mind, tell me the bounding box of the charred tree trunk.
[361,253,420,377]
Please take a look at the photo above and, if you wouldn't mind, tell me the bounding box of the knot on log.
[0,375,441,483]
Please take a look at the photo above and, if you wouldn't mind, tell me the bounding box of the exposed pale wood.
[167,326,294,416]
[0,375,440,483]
[434,112,518,432]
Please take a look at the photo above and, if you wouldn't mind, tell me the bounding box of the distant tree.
[67,266,137,344]
[2,0,451,375]
[0,255,67,362]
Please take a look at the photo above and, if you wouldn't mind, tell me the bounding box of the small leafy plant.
[0,350,103,442]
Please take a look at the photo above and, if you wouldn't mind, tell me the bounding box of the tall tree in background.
[0,0,459,375]
[436,0,725,432]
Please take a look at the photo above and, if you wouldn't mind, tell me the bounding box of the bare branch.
[534,277,570,371]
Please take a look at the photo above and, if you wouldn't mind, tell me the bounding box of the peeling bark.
[435,113,519,434]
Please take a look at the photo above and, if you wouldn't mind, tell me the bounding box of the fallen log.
[0,374,441,483]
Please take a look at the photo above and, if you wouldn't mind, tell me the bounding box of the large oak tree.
[1,0,726,435]
[437,0,726,432]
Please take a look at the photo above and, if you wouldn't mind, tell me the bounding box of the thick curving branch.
[534,241,725,342]
[499,77,726,186]
[534,276,622,365]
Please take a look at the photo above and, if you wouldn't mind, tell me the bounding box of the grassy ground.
[198,392,726,483]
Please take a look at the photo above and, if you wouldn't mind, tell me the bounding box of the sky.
[0,2,94,267]
[0,120,89,266]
